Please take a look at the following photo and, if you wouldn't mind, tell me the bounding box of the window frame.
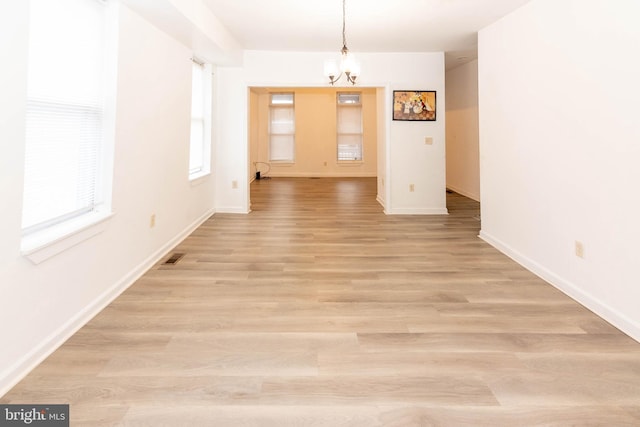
[189,58,212,181]
[268,92,295,163]
[20,0,118,264]
[336,92,363,163]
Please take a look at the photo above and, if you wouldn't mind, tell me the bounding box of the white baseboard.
[266,173,378,178]
[0,208,215,397]
[388,207,449,215]
[479,230,640,343]
[215,207,250,214]
[376,194,385,209]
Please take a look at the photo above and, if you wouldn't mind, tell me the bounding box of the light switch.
[424,137,433,145]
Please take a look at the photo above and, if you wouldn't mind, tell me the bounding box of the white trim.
[215,207,251,214]
[189,171,211,187]
[336,161,365,166]
[0,208,215,397]
[265,172,377,178]
[387,207,449,215]
[479,230,640,343]
[189,62,212,181]
[21,211,114,264]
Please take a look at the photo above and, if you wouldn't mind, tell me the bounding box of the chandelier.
[324,0,360,85]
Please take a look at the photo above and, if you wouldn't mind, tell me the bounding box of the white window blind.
[189,60,209,177]
[337,93,363,161]
[22,0,108,234]
[269,93,295,162]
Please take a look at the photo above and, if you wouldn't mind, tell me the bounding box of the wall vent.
[163,253,185,265]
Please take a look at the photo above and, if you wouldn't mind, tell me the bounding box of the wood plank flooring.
[2,177,640,426]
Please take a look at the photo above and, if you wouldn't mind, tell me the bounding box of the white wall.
[445,60,480,201]
[0,4,216,395]
[479,0,640,340]
[217,50,447,215]
[214,66,250,213]
[120,0,242,65]
[0,3,447,395]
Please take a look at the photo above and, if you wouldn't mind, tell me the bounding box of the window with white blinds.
[189,60,212,179]
[337,93,363,161]
[22,0,110,235]
[269,93,295,162]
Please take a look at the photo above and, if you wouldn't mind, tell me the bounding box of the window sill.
[189,171,211,187]
[21,211,114,265]
[337,160,364,166]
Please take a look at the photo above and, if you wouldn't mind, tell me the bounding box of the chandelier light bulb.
[341,51,356,74]
[324,60,339,78]
[326,0,359,85]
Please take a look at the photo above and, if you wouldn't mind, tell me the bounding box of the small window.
[269,93,295,162]
[338,93,361,105]
[270,93,294,105]
[189,59,212,180]
[22,0,113,238]
[337,92,363,161]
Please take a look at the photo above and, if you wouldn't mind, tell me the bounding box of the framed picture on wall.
[393,90,436,121]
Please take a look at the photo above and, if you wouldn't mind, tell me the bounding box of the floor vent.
[163,253,185,265]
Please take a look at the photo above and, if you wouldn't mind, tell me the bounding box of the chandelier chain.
[342,0,347,50]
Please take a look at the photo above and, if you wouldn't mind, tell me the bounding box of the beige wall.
[248,89,260,184]
[445,60,480,201]
[249,87,377,178]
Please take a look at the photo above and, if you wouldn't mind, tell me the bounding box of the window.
[189,59,212,179]
[22,0,114,250]
[269,93,295,162]
[337,92,363,161]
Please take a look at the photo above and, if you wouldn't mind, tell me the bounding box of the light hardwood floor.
[3,177,640,426]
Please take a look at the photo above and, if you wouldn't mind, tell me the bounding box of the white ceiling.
[201,0,533,69]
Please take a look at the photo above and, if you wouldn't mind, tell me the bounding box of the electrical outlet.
[575,241,584,258]
[409,184,415,192]
[150,214,156,228]
[232,180,238,189]
[424,136,433,145]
